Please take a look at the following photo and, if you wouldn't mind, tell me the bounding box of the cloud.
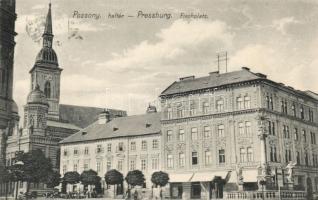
[98,19,234,74]
[272,17,301,35]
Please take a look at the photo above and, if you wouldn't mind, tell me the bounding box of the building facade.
[0,0,18,167]
[59,109,161,196]
[159,67,318,199]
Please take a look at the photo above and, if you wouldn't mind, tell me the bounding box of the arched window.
[44,81,51,98]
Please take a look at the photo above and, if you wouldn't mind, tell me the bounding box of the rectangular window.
[167,154,173,168]
[244,96,251,109]
[268,121,272,135]
[107,144,112,152]
[130,141,136,151]
[84,162,89,171]
[141,159,146,171]
[283,125,290,139]
[216,100,224,112]
[106,161,112,171]
[218,125,225,137]
[96,162,101,173]
[189,100,196,116]
[240,148,246,162]
[96,145,102,153]
[292,103,296,117]
[247,147,253,161]
[270,96,273,110]
[152,139,159,149]
[203,126,211,138]
[191,127,198,140]
[63,165,67,174]
[245,121,252,137]
[311,132,316,145]
[63,150,68,156]
[152,158,159,170]
[177,104,183,118]
[74,148,78,155]
[219,149,225,163]
[296,151,300,165]
[73,164,78,172]
[237,97,243,110]
[167,108,173,119]
[117,160,123,171]
[205,151,212,165]
[130,160,135,170]
[294,128,299,141]
[238,122,244,136]
[179,129,185,141]
[302,130,307,143]
[84,147,89,155]
[266,95,270,109]
[118,142,124,151]
[202,102,209,114]
[167,130,173,141]
[192,152,198,165]
[305,152,309,166]
[300,106,304,119]
[179,153,185,167]
[141,140,147,150]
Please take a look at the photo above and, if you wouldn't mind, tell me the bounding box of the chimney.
[98,109,111,124]
[209,71,219,76]
[179,76,195,81]
[241,67,250,71]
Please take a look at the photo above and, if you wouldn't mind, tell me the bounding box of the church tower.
[29,3,62,120]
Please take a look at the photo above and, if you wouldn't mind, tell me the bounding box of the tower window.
[44,81,51,98]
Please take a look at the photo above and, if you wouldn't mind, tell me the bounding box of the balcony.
[224,190,306,200]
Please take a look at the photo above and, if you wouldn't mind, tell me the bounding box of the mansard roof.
[160,68,264,97]
[59,104,127,129]
[160,67,318,102]
[60,112,161,144]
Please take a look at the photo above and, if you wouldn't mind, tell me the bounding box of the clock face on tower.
[44,74,53,81]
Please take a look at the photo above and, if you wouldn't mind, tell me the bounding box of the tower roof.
[43,3,53,36]
[27,85,48,105]
[34,3,59,67]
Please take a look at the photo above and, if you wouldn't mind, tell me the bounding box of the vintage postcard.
[0,0,317,199]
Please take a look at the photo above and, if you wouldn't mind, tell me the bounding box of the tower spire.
[42,3,53,48]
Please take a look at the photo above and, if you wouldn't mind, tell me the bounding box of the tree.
[125,170,145,188]
[151,171,169,187]
[63,171,80,185]
[151,171,169,199]
[20,149,54,191]
[105,169,124,196]
[0,166,11,183]
[46,171,61,188]
[80,169,101,191]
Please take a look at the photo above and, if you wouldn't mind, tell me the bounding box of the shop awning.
[169,173,194,183]
[190,171,230,182]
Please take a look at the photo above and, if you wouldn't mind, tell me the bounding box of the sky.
[13,0,318,117]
